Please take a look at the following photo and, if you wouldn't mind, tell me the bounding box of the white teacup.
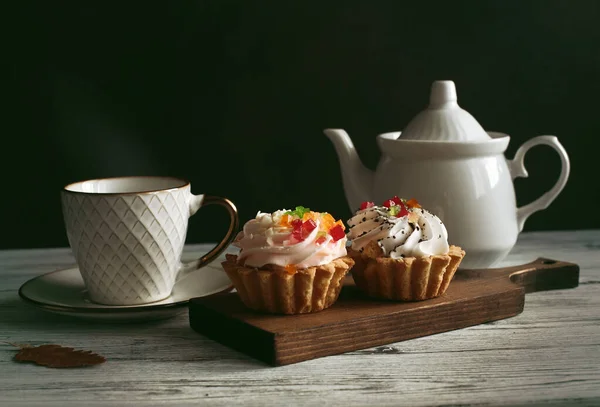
[61,176,238,305]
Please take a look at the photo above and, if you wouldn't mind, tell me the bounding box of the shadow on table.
[0,295,273,372]
[0,295,178,327]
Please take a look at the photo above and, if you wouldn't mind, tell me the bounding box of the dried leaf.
[6,343,106,368]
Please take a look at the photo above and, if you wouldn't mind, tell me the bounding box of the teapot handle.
[508,136,570,232]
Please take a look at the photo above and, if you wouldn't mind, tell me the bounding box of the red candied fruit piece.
[292,219,318,241]
[291,219,303,240]
[383,195,403,208]
[292,229,303,241]
[360,201,375,210]
[315,236,327,245]
[396,204,409,218]
[329,225,345,242]
[302,219,317,234]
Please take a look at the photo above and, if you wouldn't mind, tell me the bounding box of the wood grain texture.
[1,231,600,406]
[189,259,579,366]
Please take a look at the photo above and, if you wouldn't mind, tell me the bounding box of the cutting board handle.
[488,258,579,293]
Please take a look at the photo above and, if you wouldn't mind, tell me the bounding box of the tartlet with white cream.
[346,197,465,301]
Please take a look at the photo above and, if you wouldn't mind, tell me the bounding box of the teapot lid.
[399,80,491,142]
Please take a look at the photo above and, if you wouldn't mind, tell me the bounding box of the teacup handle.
[508,136,570,232]
[176,195,239,282]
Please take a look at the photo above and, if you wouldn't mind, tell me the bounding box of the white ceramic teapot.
[324,80,570,268]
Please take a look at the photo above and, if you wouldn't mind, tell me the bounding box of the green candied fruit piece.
[389,205,400,217]
[286,206,311,218]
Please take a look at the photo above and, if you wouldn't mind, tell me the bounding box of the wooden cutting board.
[189,258,579,366]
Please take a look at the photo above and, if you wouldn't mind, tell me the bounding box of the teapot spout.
[323,128,374,211]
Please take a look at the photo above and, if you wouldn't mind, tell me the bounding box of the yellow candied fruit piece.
[302,211,318,221]
[320,213,336,230]
[284,264,297,274]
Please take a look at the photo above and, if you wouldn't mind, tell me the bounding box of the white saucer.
[18,257,233,322]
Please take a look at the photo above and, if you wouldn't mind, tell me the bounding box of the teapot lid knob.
[398,80,492,142]
[429,80,457,108]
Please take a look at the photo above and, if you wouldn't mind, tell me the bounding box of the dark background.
[5,1,600,250]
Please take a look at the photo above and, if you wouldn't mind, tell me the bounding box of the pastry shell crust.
[221,254,355,314]
[348,245,465,301]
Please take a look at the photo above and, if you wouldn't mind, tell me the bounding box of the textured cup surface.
[61,177,192,305]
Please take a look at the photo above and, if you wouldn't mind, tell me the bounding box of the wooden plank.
[189,258,579,366]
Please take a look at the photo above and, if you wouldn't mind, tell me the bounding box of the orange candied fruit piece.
[406,198,421,209]
[284,264,297,274]
[334,219,346,231]
[279,213,291,227]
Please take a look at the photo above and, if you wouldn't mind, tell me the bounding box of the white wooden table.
[1,230,599,407]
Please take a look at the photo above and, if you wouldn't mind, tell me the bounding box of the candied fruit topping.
[302,211,317,221]
[396,204,409,218]
[291,219,303,240]
[320,213,336,230]
[382,199,395,208]
[302,219,317,234]
[291,229,302,241]
[406,198,421,208]
[383,195,403,208]
[279,213,291,227]
[284,264,297,274]
[360,201,375,210]
[278,206,346,245]
[286,206,311,219]
[378,196,416,218]
[329,224,345,242]
[315,231,328,245]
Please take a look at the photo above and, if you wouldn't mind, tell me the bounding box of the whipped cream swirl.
[347,206,449,258]
[234,210,348,268]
